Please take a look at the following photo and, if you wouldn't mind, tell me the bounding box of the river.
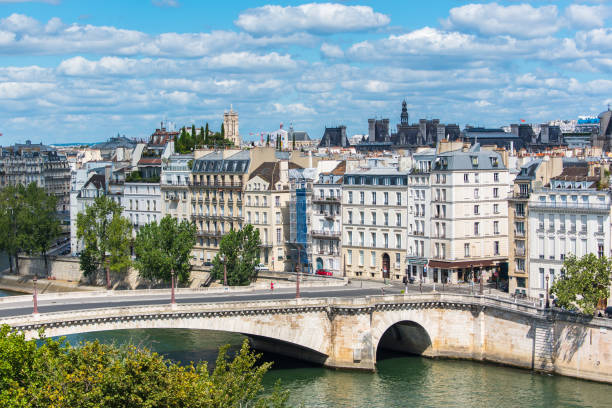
[54,328,612,408]
[1,288,609,407]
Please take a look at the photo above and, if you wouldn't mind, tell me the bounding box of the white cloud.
[0,81,55,99]
[235,3,389,35]
[444,3,560,38]
[1,13,40,33]
[273,103,316,115]
[320,43,344,59]
[203,52,297,71]
[565,4,608,29]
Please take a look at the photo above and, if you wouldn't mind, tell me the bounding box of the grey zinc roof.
[192,150,250,174]
[515,159,542,181]
[435,144,506,171]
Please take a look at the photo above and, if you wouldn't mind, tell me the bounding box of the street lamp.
[170,269,176,306]
[32,274,39,315]
[545,275,550,308]
[220,255,227,286]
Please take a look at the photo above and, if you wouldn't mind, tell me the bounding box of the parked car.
[255,263,269,272]
[316,269,332,276]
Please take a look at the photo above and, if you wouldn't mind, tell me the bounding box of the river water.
[53,328,612,408]
[1,289,609,407]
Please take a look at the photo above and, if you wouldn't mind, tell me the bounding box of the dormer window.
[471,156,478,167]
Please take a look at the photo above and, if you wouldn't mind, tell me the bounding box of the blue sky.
[0,0,611,145]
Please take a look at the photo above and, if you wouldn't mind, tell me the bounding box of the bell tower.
[401,100,409,125]
[223,105,240,147]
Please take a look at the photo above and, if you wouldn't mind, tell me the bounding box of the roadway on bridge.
[0,283,404,319]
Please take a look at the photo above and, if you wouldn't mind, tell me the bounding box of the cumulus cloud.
[565,4,609,29]
[235,3,389,35]
[444,3,560,38]
[273,103,316,115]
[320,42,344,59]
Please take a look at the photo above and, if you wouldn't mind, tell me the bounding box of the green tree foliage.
[0,325,290,407]
[19,183,61,276]
[198,126,205,147]
[0,183,60,275]
[551,254,612,315]
[221,122,225,139]
[76,195,132,285]
[211,224,261,285]
[133,215,196,284]
[204,122,210,145]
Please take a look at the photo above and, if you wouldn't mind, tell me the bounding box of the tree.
[221,123,225,139]
[0,325,290,407]
[199,126,205,147]
[133,215,196,284]
[204,122,210,146]
[19,183,61,276]
[292,132,296,150]
[76,195,132,288]
[0,185,22,274]
[551,254,612,315]
[211,224,261,285]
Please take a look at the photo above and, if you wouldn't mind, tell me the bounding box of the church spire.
[401,100,409,125]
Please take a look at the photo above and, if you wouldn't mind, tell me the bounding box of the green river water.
[1,290,610,407]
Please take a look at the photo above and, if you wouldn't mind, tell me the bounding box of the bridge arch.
[17,308,333,366]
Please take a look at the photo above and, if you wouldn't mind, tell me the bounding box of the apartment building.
[124,182,161,235]
[508,157,562,295]
[161,154,193,222]
[427,144,509,284]
[190,150,250,264]
[406,149,435,282]
[244,160,296,272]
[342,167,408,280]
[311,161,345,275]
[527,166,611,299]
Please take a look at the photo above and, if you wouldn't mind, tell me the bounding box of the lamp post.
[170,269,176,306]
[220,255,228,286]
[295,246,301,299]
[545,275,550,308]
[32,274,39,315]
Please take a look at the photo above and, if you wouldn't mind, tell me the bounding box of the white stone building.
[528,167,611,300]
[123,182,162,235]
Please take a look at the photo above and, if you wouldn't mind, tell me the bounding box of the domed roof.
[599,105,611,119]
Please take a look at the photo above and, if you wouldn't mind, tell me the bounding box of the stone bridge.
[3,293,611,384]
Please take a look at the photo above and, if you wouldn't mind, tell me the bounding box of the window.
[598,242,605,258]
[359,231,364,246]
[384,233,389,248]
[371,192,376,205]
[396,192,402,206]
[474,188,479,199]
[464,173,469,183]
[494,172,499,182]
[494,241,499,256]
[464,243,470,257]
[515,203,524,217]
[598,216,604,233]
[275,196,280,207]
[348,211,353,224]
[384,212,389,226]
[359,250,364,266]
[474,222,480,235]
[360,191,365,205]
[396,213,401,226]
[276,212,281,224]
[360,211,364,225]
[348,231,353,246]
[348,192,353,204]
[474,205,479,215]
[539,213,544,230]
[548,214,554,231]
[384,192,389,205]
[540,268,545,289]
[580,215,587,233]
[372,212,377,225]
[396,234,401,249]
[263,212,267,224]
[371,232,376,247]
[516,258,525,271]
[396,253,401,267]
[276,228,281,243]
[493,204,499,214]
[370,251,376,267]
[493,188,499,198]
[559,214,565,230]
[494,221,499,235]
[347,250,352,265]
[570,215,576,232]
[560,238,566,260]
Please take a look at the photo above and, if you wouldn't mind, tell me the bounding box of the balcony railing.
[530,202,610,212]
[312,196,340,204]
[191,182,243,189]
[311,230,341,238]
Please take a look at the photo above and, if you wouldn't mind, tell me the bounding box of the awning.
[428,259,506,269]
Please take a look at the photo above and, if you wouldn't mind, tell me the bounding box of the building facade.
[342,167,408,281]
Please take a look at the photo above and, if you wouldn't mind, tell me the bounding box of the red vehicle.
[316,269,333,276]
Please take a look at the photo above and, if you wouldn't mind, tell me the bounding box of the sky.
[0,0,611,145]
